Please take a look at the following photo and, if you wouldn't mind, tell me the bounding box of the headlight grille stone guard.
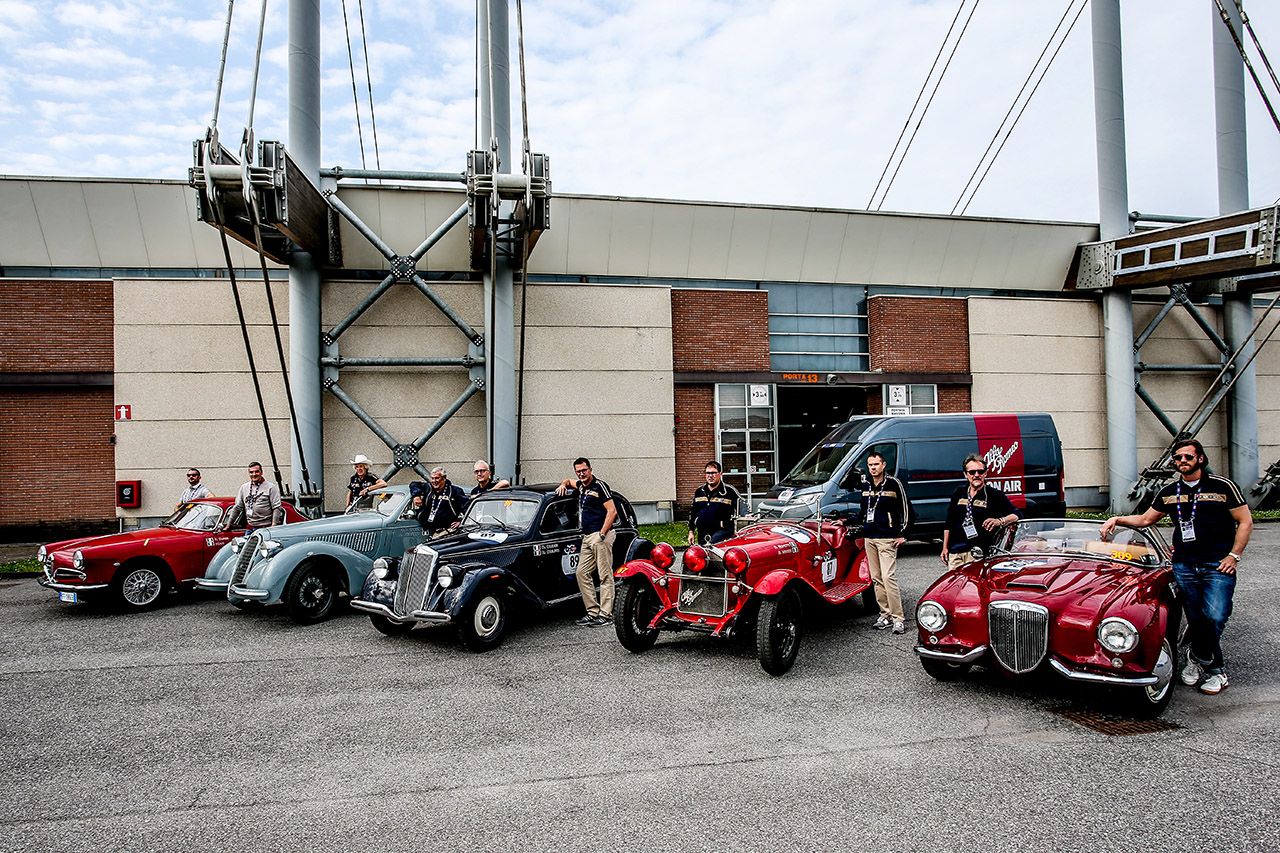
[988,600,1050,674]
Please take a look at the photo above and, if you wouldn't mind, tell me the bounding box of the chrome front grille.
[231,533,262,586]
[676,563,729,618]
[393,548,438,617]
[988,600,1050,674]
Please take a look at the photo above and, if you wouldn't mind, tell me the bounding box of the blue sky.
[1,0,1277,223]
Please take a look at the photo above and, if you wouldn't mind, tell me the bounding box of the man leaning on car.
[1101,439,1252,696]
[941,454,1020,569]
[222,461,284,533]
[557,457,617,626]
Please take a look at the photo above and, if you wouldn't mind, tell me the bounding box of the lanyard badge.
[1175,481,1197,542]
[962,489,980,540]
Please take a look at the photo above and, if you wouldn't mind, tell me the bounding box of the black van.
[755,412,1066,533]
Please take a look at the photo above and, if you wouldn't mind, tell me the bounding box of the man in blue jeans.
[1101,439,1253,695]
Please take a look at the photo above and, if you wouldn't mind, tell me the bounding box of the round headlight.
[683,545,708,573]
[231,538,245,554]
[371,557,390,580]
[73,550,84,569]
[723,547,751,576]
[1097,617,1139,654]
[437,565,456,588]
[649,542,675,571]
[917,600,947,633]
[259,539,282,558]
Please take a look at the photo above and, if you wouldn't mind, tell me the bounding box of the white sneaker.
[891,619,906,635]
[1180,657,1203,686]
[1199,673,1229,695]
[872,614,892,630]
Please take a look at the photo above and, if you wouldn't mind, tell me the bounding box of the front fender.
[204,542,240,582]
[245,542,371,600]
[615,559,664,582]
[448,564,511,616]
[755,568,798,596]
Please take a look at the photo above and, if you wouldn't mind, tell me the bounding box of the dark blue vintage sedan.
[351,484,639,650]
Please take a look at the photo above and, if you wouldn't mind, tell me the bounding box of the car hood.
[424,527,530,559]
[950,554,1154,617]
[255,511,389,542]
[47,526,196,555]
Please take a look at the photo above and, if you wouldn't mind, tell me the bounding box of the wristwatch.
[1228,551,1243,562]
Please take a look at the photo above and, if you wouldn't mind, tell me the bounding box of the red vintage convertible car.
[613,520,875,675]
[37,497,306,610]
[914,518,1180,718]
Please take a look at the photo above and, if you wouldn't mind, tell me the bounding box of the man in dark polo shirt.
[557,457,617,626]
[687,460,741,545]
[1102,439,1252,695]
[941,453,1020,568]
[858,451,913,634]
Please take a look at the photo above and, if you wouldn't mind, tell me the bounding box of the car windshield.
[162,502,225,531]
[994,519,1164,567]
[462,496,539,531]
[348,491,403,519]
[781,419,876,485]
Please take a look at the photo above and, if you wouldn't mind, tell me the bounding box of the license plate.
[58,591,79,603]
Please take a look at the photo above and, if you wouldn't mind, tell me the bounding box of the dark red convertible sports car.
[613,520,875,675]
[37,497,306,610]
[914,518,1180,718]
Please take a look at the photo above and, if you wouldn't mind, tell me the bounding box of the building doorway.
[776,385,868,479]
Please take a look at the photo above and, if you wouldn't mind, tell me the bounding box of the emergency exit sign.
[115,404,132,421]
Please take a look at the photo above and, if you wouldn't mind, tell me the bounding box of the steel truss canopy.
[1071,205,1280,291]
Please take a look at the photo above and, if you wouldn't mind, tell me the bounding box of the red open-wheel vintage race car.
[612,520,875,675]
[915,518,1181,718]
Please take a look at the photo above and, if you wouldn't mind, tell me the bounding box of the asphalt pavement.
[1,527,1277,852]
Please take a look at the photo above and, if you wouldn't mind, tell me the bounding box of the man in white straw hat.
[346,454,386,510]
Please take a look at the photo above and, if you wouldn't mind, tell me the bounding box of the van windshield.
[782,419,877,485]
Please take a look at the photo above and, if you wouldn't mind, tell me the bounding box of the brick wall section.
[0,280,113,372]
[868,296,969,373]
[674,386,716,510]
[0,389,117,524]
[938,386,971,412]
[671,289,770,372]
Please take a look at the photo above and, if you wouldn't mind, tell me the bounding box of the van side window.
[840,443,897,488]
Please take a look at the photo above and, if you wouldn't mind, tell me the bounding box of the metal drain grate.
[1054,707,1181,736]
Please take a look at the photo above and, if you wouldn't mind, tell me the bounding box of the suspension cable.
[874,0,982,211]
[515,0,532,172]
[246,0,269,130]
[340,0,369,175]
[1236,1,1280,99]
[210,0,236,130]
[951,0,1082,214]
[219,232,285,493]
[955,0,1087,215]
[866,0,968,210]
[357,0,382,173]
[1214,0,1280,136]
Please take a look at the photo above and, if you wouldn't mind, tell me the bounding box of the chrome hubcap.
[1146,637,1174,702]
[300,575,332,610]
[122,569,161,606]
[474,595,502,637]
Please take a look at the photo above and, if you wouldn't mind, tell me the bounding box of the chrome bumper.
[350,598,451,624]
[192,578,230,591]
[914,644,988,664]
[228,584,271,600]
[38,579,109,592]
[1049,657,1158,687]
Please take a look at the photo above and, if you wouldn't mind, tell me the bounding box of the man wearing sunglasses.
[1101,439,1252,696]
[941,453,1020,569]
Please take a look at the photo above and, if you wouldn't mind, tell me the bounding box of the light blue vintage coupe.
[195,486,424,623]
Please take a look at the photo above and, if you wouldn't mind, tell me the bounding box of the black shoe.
[575,614,597,626]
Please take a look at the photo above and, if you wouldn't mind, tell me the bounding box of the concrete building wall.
[114,278,674,518]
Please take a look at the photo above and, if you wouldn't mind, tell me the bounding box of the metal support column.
[479,0,517,480]
[289,0,324,497]
[1093,0,1137,512]
[1214,0,1258,484]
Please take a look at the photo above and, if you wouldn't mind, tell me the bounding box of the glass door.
[714,383,778,507]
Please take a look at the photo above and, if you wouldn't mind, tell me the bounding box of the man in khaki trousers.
[558,457,618,626]
[857,451,912,634]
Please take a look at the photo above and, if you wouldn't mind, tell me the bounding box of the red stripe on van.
[975,414,1026,508]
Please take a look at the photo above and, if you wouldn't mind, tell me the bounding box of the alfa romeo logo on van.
[984,441,1020,475]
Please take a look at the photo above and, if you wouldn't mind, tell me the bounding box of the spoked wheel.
[284,565,340,624]
[756,587,803,676]
[114,565,168,610]
[458,592,507,652]
[1124,635,1176,719]
[615,579,661,653]
[370,614,415,636]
